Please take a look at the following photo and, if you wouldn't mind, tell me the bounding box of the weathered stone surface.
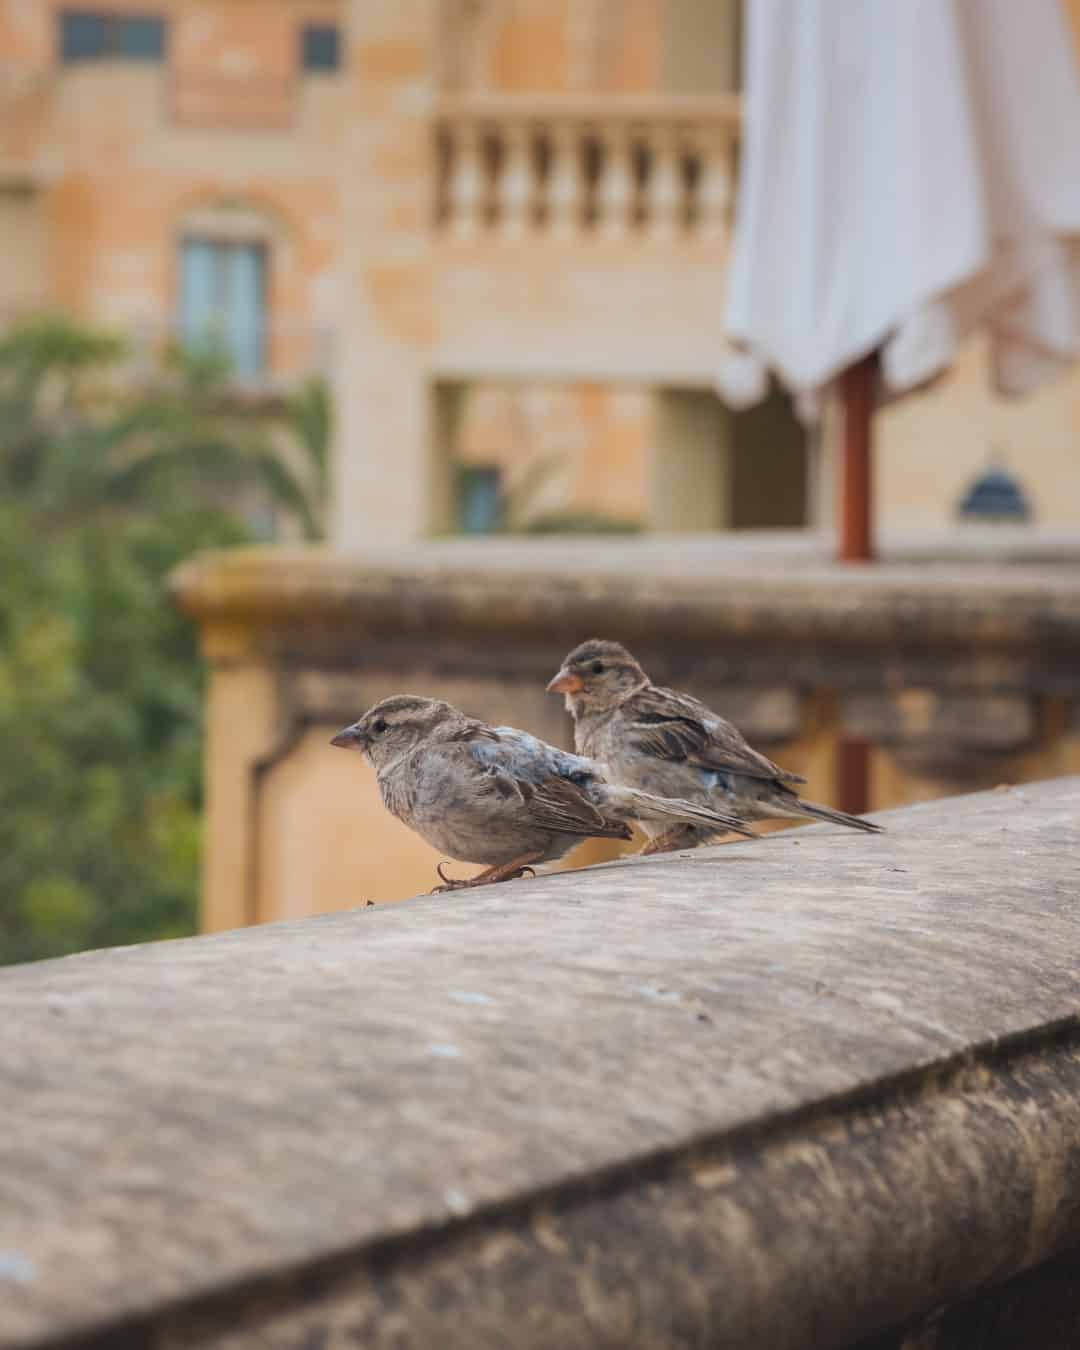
[170,544,1080,693]
[3,780,1079,1348]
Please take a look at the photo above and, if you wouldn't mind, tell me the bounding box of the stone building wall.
[335,0,1080,542]
[0,0,344,379]
[8,1,1076,535]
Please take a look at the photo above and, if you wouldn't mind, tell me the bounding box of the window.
[59,11,166,63]
[301,24,340,73]
[457,466,503,534]
[179,238,267,379]
[60,12,106,61]
[118,16,165,60]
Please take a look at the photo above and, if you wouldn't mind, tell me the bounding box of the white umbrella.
[716,0,1080,559]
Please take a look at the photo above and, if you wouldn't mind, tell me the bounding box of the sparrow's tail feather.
[787,797,883,833]
[614,787,755,839]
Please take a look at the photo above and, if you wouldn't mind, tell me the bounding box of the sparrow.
[547,640,883,853]
[330,694,755,891]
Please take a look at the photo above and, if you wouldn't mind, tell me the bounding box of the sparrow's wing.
[521,772,631,839]
[622,686,806,785]
[467,733,631,840]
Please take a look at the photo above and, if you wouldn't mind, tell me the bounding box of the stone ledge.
[170,542,1080,652]
[3,779,1080,1348]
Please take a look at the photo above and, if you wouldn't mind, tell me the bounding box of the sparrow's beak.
[330,723,367,751]
[546,668,583,695]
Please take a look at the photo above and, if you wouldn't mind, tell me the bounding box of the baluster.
[448,118,484,241]
[693,124,731,242]
[645,123,681,242]
[547,119,582,240]
[597,121,633,240]
[499,119,534,241]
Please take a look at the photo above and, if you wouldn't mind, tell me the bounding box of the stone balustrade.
[434,94,741,243]
[4,780,1080,1349]
[338,69,746,545]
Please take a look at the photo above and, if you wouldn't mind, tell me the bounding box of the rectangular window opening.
[179,237,268,380]
[457,465,503,534]
[301,24,341,73]
[59,11,166,64]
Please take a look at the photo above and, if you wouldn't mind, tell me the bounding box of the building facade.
[7,1,1080,926]
[7,1,1077,538]
[0,0,345,384]
[332,0,1080,544]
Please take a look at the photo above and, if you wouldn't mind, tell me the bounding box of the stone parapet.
[172,541,1080,656]
[169,543,1080,923]
[4,780,1080,1349]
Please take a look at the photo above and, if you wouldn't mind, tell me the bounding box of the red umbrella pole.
[838,351,877,562]
[834,350,877,813]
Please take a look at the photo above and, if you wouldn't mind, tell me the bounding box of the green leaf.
[0,316,337,965]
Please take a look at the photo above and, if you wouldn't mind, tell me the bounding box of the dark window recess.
[118,16,165,60]
[457,466,503,534]
[60,12,106,61]
[59,11,166,64]
[301,24,341,73]
[956,465,1033,522]
[729,382,808,528]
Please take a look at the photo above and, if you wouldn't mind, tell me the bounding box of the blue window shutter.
[60,12,107,62]
[179,238,218,354]
[180,237,266,378]
[459,466,503,533]
[226,243,265,378]
[301,25,340,72]
[119,16,166,61]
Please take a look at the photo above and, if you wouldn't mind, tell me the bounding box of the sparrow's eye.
[590,661,605,675]
[372,717,387,735]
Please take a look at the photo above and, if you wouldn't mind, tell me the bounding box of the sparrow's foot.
[638,827,693,855]
[431,854,542,892]
[480,853,543,885]
[431,861,474,893]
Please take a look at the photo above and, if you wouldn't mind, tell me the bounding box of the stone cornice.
[170,544,1080,653]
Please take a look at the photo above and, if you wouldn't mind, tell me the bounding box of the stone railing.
[5,780,1080,1349]
[433,93,741,242]
[170,540,1080,928]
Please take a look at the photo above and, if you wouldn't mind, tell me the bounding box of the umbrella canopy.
[716,0,1080,556]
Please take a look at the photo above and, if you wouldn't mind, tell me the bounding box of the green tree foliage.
[0,316,327,964]
[282,375,331,541]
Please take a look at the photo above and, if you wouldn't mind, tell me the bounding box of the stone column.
[334,0,441,547]
[197,624,282,933]
[648,388,731,531]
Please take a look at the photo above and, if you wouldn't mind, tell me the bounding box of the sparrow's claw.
[431,861,471,893]
[431,858,540,893]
